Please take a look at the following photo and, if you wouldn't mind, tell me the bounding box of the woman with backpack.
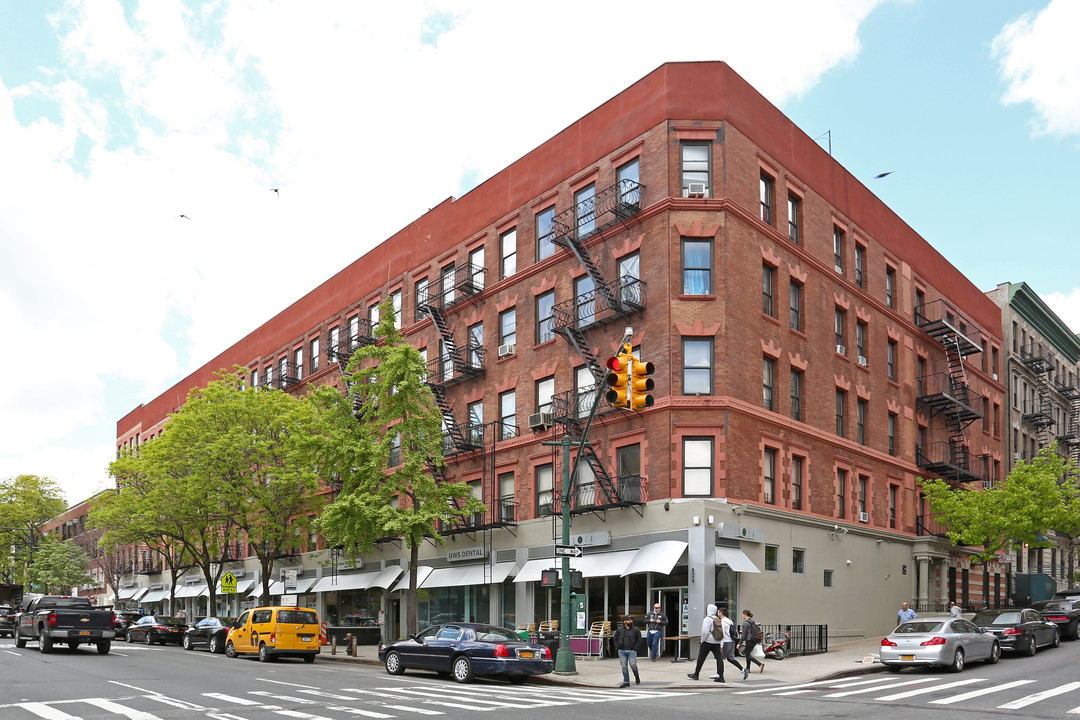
[740,609,765,678]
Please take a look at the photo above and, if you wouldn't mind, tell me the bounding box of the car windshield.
[894,621,945,634]
[1033,602,1070,612]
[156,617,183,625]
[277,610,318,625]
[473,626,521,642]
[973,611,1020,625]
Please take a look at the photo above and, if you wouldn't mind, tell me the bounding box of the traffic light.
[605,344,632,408]
[629,356,655,410]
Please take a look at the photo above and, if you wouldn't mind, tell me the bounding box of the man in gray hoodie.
[686,603,725,682]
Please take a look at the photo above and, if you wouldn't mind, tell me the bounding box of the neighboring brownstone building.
[114,62,1007,642]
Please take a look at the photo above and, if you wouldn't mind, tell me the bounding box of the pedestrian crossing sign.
[221,571,237,594]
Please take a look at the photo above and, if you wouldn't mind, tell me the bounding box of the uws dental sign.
[447,548,487,562]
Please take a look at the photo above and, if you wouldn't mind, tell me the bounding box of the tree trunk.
[406,541,419,636]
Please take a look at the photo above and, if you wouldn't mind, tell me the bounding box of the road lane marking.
[997,681,1080,710]
[824,678,940,698]
[144,695,206,710]
[929,679,1036,705]
[249,691,318,704]
[14,703,81,720]
[296,689,368,701]
[325,707,399,718]
[735,676,897,695]
[83,698,162,720]
[369,705,444,715]
[257,678,322,689]
[876,678,985,700]
[203,693,263,705]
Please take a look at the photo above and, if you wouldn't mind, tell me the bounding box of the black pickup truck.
[14,595,116,654]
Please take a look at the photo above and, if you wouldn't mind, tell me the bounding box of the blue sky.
[1,0,1077,505]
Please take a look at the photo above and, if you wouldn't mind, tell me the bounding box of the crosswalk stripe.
[296,690,367,701]
[325,706,399,718]
[15,702,81,720]
[143,695,206,710]
[273,711,332,720]
[825,678,939,698]
[371,705,444,715]
[929,679,1036,705]
[250,691,318,704]
[341,688,420,700]
[203,693,263,705]
[735,675,896,695]
[411,686,571,706]
[876,678,985,700]
[997,681,1080,710]
[383,689,522,708]
[82,698,162,720]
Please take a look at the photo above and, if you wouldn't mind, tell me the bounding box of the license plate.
[300,636,313,642]
[519,650,534,658]
[901,654,914,661]
[79,631,91,636]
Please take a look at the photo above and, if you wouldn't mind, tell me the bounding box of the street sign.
[220,571,237,595]
[554,544,583,558]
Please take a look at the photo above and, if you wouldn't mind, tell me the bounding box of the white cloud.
[0,0,884,505]
[1042,288,1080,337]
[993,0,1080,138]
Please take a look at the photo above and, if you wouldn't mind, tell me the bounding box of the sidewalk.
[318,637,887,690]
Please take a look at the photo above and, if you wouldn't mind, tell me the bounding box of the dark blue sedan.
[379,623,553,684]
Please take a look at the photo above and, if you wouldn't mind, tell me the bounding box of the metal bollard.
[331,634,337,655]
[348,633,355,656]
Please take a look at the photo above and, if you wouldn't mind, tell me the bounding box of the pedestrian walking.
[645,602,668,661]
[896,601,917,626]
[686,603,725,682]
[718,607,744,677]
[739,610,765,679]
[949,601,962,619]
[614,615,642,688]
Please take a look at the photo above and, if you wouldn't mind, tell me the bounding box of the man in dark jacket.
[614,615,642,687]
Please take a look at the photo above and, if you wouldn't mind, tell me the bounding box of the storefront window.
[499,582,516,629]
[323,590,381,625]
[714,566,736,614]
[419,586,490,626]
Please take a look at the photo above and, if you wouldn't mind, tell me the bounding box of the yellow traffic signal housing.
[629,358,655,410]
[604,345,632,408]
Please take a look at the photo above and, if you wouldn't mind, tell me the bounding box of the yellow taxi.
[225,606,321,663]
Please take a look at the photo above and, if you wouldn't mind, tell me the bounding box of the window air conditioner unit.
[538,503,553,517]
[1014,453,1022,461]
[859,512,869,523]
[687,183,707,198]
[836,344,846,355]
[498,343,516,358]
[528,412,553,430]
[858,356,868,366]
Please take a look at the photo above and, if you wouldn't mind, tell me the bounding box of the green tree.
[316,299,484,636]
[0,475,67,586]
[919,444,1080,563]
[28,535,92,594]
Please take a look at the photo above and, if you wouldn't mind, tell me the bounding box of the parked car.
[971,608,1060,655]
[225,606,321,663]
[379,622,554,684]
[1031,600,1080,641]
[183,616,236,653]
[126,615,186,645]
[879,616,1000,672]
[0,604,14,638]
[112,610,142,635]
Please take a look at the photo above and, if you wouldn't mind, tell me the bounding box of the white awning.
[419,566,470,589]
[369,566,404,589]
[311,571,379,593]
[621,540,688,577]
[247,576,317,598]
[514,559,560,584]
[118,586,147,600]
[141,589,169,604]
[459,561,515,585]
[235,578,256,595]
[515,551,637,583]
[389,566,432,592]
[175,584,208,598]
[715,546,761,574]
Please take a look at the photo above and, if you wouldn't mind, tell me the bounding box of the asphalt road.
[2,635,1080,719]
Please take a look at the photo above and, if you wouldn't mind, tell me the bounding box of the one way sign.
[554,544,583,558]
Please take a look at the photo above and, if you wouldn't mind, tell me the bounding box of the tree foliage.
[316,299,484,635]
[919,444,1080,563]
[0,475,67,586]
[28,535,92,594]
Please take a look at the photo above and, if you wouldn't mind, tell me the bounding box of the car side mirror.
[407,633,416,641]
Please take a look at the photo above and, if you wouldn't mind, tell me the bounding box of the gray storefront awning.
[248,576,317,598]
[140,588,169,604]
[369,566,404,589]
[175,584,208,598]
[389,566,432,592]
[621,540,687,577]
[311,571,379,593]
[118,586,147,601]
[715,545,761,573]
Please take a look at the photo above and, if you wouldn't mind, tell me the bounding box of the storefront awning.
[118,586,147,600]
[419,566,470,589]
[515,551,637,583]
[459,562,516,586]
[249,576,318,598]
[621,540,688,577]
[389,566,432,592]
[369,566,404,589]
[715,545,761,573]
[141,589,169,604]
[235,578,256,595]
[174,584,208,598]
[311,571,379,593]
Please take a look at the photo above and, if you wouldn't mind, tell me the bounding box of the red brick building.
[115,62,1006,642]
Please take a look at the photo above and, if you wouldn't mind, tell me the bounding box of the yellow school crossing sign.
[220,571,237,595]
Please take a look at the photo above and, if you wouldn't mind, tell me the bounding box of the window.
[835,309,846,352]
[369,302,380,329]
[499,390,516,441]
[681,142,711,196]
[414,278,429,322]
[836,469,847,518]
[858,475,868,516]
[467,400,484,446]
[279,356,289,384]
[617,252,641,305]
[439,339,453,381]
[885,267,896,309]
[854,244,866,288]
[469,247,485,292]
[683,239,712,295]
[388,433,401,467]
[836,390,846,438]
[440,264,457,305]
[683,437,713,496]
[617,158,640,207]
[309,338,319,374]
[789,280,802,331]
[683,338,713,395]
[993,402,1000,437]
[887,340,897,381]
[390,289,402,329]
[294,348,303,380]
[617,444,641,488]
[888,412,898,456]
[763,357,776,411]
[575,365,596,418]
[856,322,867,362]
[251,368,259,389]
[760,172,774,224]
[499,308,516,347]
[575,275,595,327]
[793,548,806,574]
[790,368,803,422]
[574,183,596,237]
[537,376,554,414]
[348,314,360,351]
[328,326,340,358]
[500,228,516,279]
[857,399,867,445]
[536,464,554,516]
[762,264,776,316]
[787,194,800,244]
[763,447,777,504]
[536,206,556,261]
[915,288,925,319]
[792,455,804,510]
[824,569,834,588]
[467,322,483,368]
[833,227,845,273]
[536,291,555,344]
[889,485,898,529]
[765,545,779,572]
[498,472,515,522]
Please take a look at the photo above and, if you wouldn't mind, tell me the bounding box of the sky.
[1,0,1078,507]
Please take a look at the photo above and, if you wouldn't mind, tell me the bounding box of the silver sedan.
[880,616,1000,672]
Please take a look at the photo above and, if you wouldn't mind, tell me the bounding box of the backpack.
[709,615,724,642]
[745,619,759,642]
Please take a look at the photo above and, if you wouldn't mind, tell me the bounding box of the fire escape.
[548,178,649,517]
[915,300,987,485]
[1021,342,1056,449]
[1057,374,1080,465]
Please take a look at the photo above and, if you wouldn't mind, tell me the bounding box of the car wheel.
[884,664,903,673]
[950,648,965,673]
[225,641,237,659]
[209,636,221,654]
[385,650,405,675]
[303,655,315,664]
[508,675,528,685]
[1052,630,1061,648]
[258,643,272,662]
[97,640,111,655]
[1026,635,1037,656]
[452,655,475,683]
[1071,622,1080,641]
[986,641,1001,664]
[126,631,133,643]
[183,635,192,650]
[14,629,26,648]
[40,635,53,654]
[144,632,153,646]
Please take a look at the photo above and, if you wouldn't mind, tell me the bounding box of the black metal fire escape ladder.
[1021,345,1055,448]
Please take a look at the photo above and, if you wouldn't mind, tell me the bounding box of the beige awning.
[715,545,761,573]
[621,540,688,577]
